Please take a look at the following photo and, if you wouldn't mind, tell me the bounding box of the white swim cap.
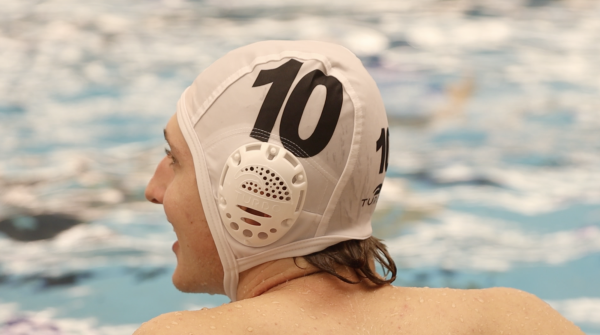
[176,40,389,301]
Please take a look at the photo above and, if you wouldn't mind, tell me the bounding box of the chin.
[172,270,201,293]
[172,268,222,295]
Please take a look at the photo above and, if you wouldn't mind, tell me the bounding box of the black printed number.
[250,59,343,158]
[376,128,389,174]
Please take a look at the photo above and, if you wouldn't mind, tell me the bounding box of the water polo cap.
[176,40,389,301]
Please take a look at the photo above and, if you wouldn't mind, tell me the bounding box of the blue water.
[1,0,599,333]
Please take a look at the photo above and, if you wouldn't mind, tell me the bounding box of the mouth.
[167,220,178,253]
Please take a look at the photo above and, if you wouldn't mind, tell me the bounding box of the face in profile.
[145,114,224,294]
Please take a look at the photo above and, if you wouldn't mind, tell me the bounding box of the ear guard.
[217,142,308,247]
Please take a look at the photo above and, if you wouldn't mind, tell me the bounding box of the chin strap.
[176,102,240,302]
[224,268,239,301]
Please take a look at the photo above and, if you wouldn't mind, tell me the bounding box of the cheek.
[162,183,184,221]
[163,178,201,223]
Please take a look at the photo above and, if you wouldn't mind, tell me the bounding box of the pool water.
[1,0,599,333]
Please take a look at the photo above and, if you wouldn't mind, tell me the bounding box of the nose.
[145,156,174,204]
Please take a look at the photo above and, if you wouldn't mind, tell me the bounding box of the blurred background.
[1,0,600,333]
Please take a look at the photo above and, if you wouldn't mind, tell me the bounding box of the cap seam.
[314,68,364,237]
[190,51,334,126]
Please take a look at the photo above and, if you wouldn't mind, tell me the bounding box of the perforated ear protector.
[217,142,308,247]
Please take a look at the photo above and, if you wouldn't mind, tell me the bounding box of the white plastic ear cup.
[218,142,308,247]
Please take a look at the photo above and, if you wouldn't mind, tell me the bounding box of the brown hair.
[297,237,397,285]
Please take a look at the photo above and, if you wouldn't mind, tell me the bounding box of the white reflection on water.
[1,0,600,332]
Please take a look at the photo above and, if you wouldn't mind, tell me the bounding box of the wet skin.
[136,275,584,335]
[137,114,585,335]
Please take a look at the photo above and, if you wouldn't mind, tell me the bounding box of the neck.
[236,257,321,300]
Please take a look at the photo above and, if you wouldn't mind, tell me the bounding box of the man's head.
[147,40,389,300]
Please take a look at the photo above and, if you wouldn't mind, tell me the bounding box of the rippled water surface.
[1,0,600,333]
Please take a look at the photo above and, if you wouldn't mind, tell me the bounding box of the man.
[136,41,584,334]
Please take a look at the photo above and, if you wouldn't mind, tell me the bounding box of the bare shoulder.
[386,286,584,335]
[133,302,260,335]
[133,287,585,335]
[479,287,585,334]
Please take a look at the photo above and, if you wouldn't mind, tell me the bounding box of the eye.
[165,148,177,165]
